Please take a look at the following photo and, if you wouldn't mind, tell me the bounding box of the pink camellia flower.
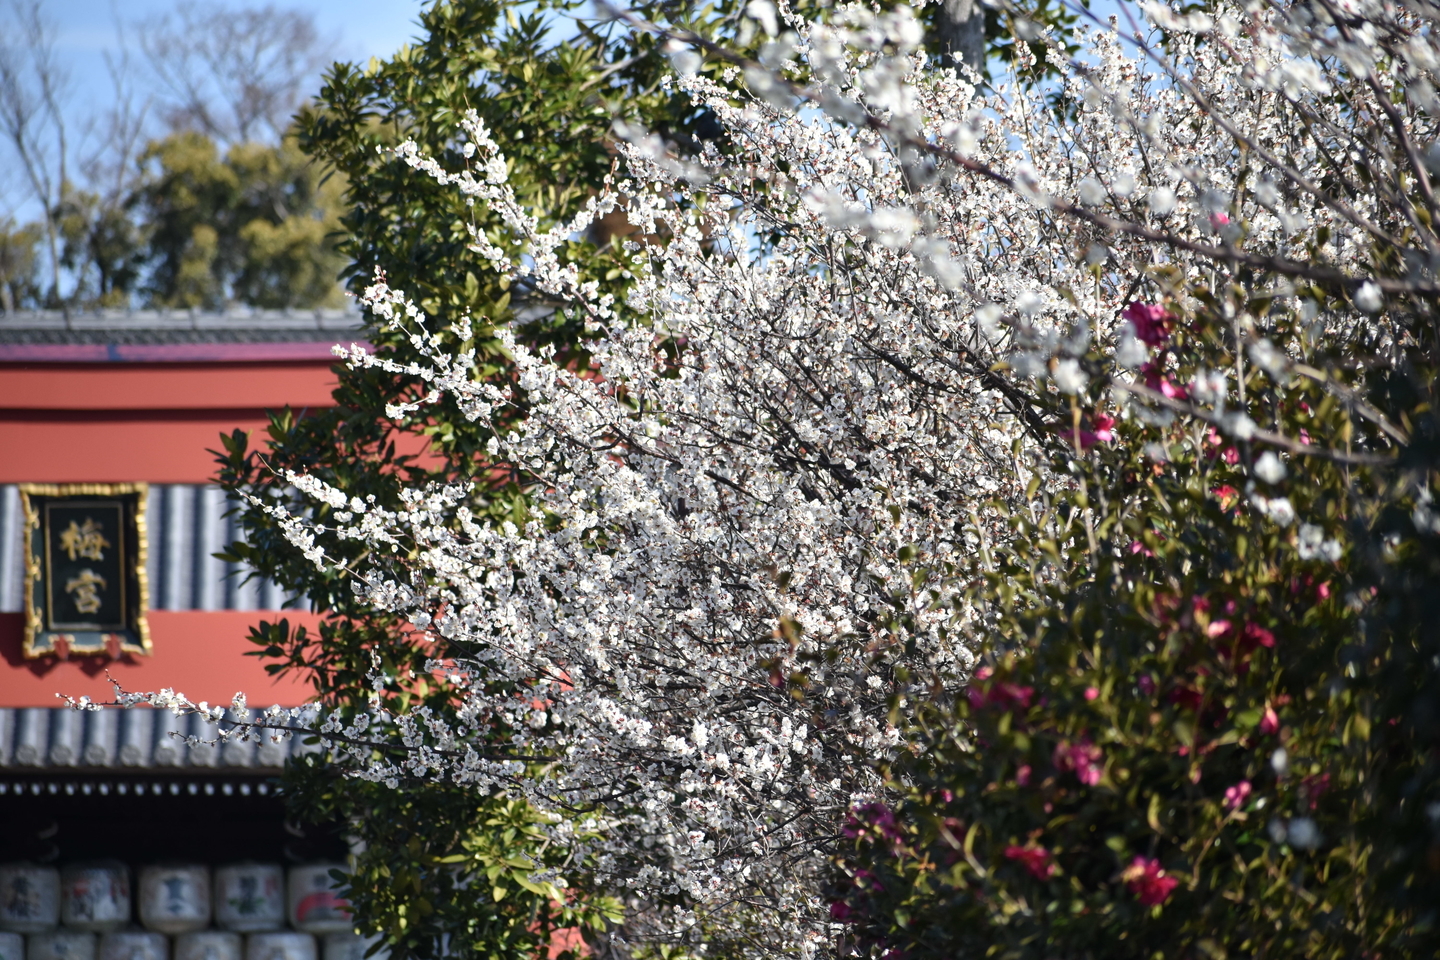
[1210,484,1239,507]
[1015,764,1032,786]
[1259,705,1280,735]
[1004,844,1056,880]
[1209,211,1231,230]
[1123,302,1173,347]
[1241,622,1276,649]
[1224,780,1253,809]
[1142,362,1189,400]
[1205,426,1241,464]
[1053,739,1104,785]
[829,900,855,922]
[968,679,1036,712]
[1063,412,1116,451]
[1084,686,1100,701]
[1123,856,1180,906]
[842,802,902,844]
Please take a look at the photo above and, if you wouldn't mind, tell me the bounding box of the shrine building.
[0,309,369,960]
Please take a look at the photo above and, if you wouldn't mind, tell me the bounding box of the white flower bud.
[1149,186,1177,216]
[1254,451,1287,484]
[1354,282,1384,313]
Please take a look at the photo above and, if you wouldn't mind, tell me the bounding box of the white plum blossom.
[1254,452,1288,484]
[113,0,1435,952]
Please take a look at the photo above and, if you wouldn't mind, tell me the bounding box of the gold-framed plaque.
[19,483,151,659]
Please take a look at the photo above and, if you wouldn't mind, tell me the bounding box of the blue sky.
[51,0,428,75]
[1,0,431,219]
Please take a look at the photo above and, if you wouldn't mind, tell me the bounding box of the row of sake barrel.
[0,865,349,935]
[0,931,382,960]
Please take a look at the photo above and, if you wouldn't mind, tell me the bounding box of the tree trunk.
[936,0,985,75]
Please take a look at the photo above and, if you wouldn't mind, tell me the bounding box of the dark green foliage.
[135,131,348,309]
[828,276,1440,957]
[285,757,619,960]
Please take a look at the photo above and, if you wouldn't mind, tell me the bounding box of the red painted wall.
[0,360,341,484]
[0,611,320,707]
[1,356,344,703]
[0,362,343,410]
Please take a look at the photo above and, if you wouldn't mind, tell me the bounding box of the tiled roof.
[0,309,367,362]
[0,308,363,340]
[0,707,320,771]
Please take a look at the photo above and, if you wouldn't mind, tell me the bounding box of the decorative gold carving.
[59,518,110,562]
[19,483,151,659]
[65,569,108,614]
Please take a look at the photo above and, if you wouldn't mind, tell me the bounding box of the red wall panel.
[0,413,276,484]
[0,361,341,411]
[0,610,319,707]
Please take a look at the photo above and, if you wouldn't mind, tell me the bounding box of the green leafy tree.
[137,130,346,309]
[0,217,42,311]
[57,187,145,308]
[215,1,653,945]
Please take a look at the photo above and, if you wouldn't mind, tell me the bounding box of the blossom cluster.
[112,0,1440,952]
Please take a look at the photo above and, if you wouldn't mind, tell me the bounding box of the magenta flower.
[1207,618,1234,639]
[1123,856,1179,906]
[1004,844,1056,880]
[1224,780,1253,809]
[1142,362,1188,400]
[1242,622,1276,649]
[1123,302,1173,347]
[968,678,1035,712]
[842,802,902,845]
[1053,739,1104,785]
[1259,705,1280,735]
[1064,412,1116,450]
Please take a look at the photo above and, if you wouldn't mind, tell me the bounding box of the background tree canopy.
[0,0,347,312]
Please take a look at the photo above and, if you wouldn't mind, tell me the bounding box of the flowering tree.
[113,0,1440,954]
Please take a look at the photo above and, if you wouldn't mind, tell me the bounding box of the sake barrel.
[321,933,386,960]
[27,932,95,960]
[0,865,60,933]
[213,865,283,933]
[244,934,314,960]
[285,868,349,935]
[138,866,210,934]
[60,864,131,933]
[97,932,166,960]
[174,932,241,960]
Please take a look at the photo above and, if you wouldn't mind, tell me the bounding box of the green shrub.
[831,282,1440,958]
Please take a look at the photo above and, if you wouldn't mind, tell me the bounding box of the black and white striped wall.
[0,484,297,613]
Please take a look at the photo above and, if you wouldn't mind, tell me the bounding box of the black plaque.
[21,484,151,658]
[45,500,128,630]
